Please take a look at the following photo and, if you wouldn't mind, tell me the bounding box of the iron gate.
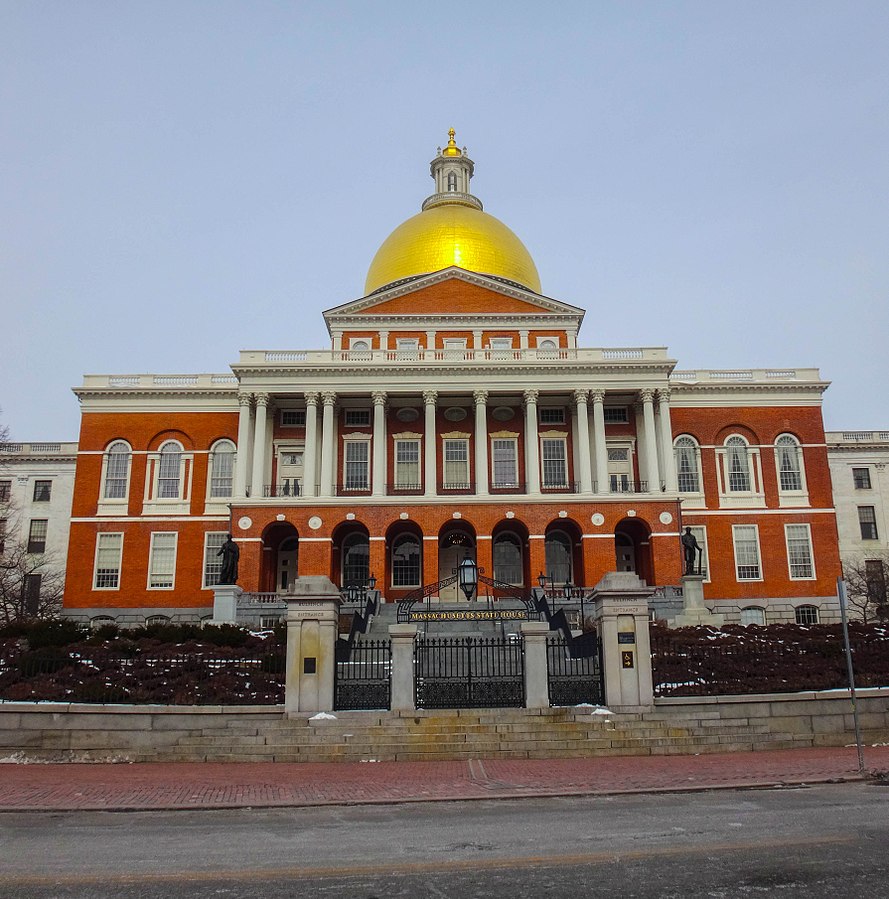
[415,636,525,709]
[546,635,604,706]
[334,639,391,710]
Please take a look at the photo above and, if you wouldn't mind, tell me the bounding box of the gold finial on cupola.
[442,127,462,157]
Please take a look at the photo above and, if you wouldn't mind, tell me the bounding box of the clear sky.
[2,1,887,440]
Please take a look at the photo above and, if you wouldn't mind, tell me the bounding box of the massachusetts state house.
[63,131,841,626]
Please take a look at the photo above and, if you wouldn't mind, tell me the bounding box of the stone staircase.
[162,706,797,764]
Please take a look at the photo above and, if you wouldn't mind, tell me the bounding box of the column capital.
[573,388,590,405]
[255,392,270,408]
[321,391,337,407]
[639,388,656,404]
[589,388,606,405]
[371,390,387,407]
[304,391,319,407]
[473,389,489,405]
[423,389,438,406]
[657,387,672,404]
[237,393,252,407]
[523,388,539,406]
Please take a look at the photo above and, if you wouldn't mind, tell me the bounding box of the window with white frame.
[493,533,523,585]
[391,534,421,587]
[395,338,419,357]
[442,338,467,353]
[859,506,879,540]
[491,438,518,488]
[725,436,752,492]
[443,439,470,488]
[539,407,565,424]
[394,439,421,488]
[775,434,804,492]
[674,436,702,493]
[607,445,632,493]
[732,524,762,580]
[208,440,235,498]
[27,519,47,554]
[102,441,131,500]
[536,338,558,351]
[343,440,370,490]
[202,532,227,588]
[489,337,513,349]
[541,437,568,488]
[349,338,371,352]
[686,525,710,580]
[280,409,306,427]
[740,607,766,626]
[603,406,629,424]
[147,532,177,589]
[785,524,815,579]
[94,533,123,589]
[343,409,371,427]
[157,441,184,498]
[795,605,819,625]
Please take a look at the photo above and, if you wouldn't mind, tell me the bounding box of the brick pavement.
[0,745,887,812]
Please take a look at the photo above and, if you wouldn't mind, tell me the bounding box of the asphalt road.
[1,782,887,898]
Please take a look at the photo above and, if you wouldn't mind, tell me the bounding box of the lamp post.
[459,555,478,602]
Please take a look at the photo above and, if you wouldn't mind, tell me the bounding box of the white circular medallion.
[308,516,323,530]
[237,516,252,531]
[659,511,673,525]
[591,513,605,526]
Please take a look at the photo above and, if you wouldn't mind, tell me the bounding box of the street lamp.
[459,556,478,601]
[367,573,377,592]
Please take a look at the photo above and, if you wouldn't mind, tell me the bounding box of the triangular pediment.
[323,267,585,327]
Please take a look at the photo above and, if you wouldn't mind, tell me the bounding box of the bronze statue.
[681,527,701,576]
[217,534,240,585]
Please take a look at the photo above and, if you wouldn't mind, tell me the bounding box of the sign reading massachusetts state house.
[408,609,529,622]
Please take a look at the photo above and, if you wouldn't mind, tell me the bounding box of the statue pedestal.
[211,584,242,624]
[669,575,725,628]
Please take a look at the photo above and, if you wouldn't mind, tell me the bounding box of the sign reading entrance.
[409,609,528,622]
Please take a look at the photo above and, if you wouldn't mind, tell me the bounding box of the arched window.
[795,605,819,625]
[673,436,701,493]
[545,530,572,584]
[725,436,751,492]
[775,434,803,492]
[350,339,370,351]
[103,441,131,499]
[391,534,421,588]
[342,533,370,587]
[447,171,457,191]
[493,533,523,585]
[537,339,557,351]
[157,441,183,498]
[209,440,235,498]
[740,607,765,626]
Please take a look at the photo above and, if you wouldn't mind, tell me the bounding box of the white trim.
[72,515,230,523]
[147,531,178,590]
[732,523,763,582]
[685,508,836,516]
[785,522,816,580]
[93,532,123,591]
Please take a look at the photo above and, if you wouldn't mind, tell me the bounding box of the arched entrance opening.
[385,520,423,600]
[332,522,370,589]
[261,522,299,592]
[614,518,653,584]
[492,519,529,587]
[438,522,477,602]
[544,520,583,586]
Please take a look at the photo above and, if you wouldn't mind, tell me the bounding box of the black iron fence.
[334,639,391,710]
[415,636,525,709]
[0,645,285,705]
[546,635,603,706]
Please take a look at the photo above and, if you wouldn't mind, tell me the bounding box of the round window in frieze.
[659,511,673,525]
[591,513,605,526]
[237,516,253,531]
[308,516,323,530]
[396,407,419,423]
[443,406,467,422]
[492,406,515,422]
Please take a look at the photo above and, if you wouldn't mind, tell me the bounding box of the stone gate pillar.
[521,621,551,709]
[389,623,418,711]
[592,572,655,710]
[284,576,341,715]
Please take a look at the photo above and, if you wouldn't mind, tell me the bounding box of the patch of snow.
[309,712,337,720]
[592,707,614,716]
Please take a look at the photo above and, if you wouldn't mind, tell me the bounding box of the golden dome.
[365,203,542,295]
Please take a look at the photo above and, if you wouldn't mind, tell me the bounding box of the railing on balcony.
[489,480,527,494]
[609,479,648,494]
[264,480,302,498]
[438,481,476,494]
[387,482,424,495]
[540,481,581,494]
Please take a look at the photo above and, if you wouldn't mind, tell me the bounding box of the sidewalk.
[1,745,887,812]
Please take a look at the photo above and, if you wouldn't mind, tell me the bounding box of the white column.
[640,388,660,492]
[472,329,483,353]
[319,391,336,497]
[250,393,269,498]
[303,392,319,497]
[518,329,529,350]
[524,388,541,494]
[474,389,489,495]
[372,390,387,497]
[425,330,436,356]
[424,389,437,498]
[234,393,253,498]
[574,389,593,494]
[657,388,678,492]
[591,388,609,495]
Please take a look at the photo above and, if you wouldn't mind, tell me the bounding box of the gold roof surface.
[364,203,542,295]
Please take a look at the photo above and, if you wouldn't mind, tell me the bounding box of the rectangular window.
[344,409,371,427]
[489,337,513,349]
[853,468,872,490]
[202,532,228,588]
[394,439,421,488]
[33,480,52,502]
[541,438,568,488]
[27,519,47,554]
[344,440,370,490]
[732,525,761,581]
[0,480,10,502]
[785,524,815,579]
[280,409,306,427]
[687,526,709,579]
[442,338,467,352]
[94,533,123,589]
[859,506,879,540]
[0,518,6,554]
[148,532,177,589]
[24,573,42,615]
[443,439,470,488]
[491,438,518,488]
[865,559,887,605]
[603,407,629,424]
[539,407,565,425]
[395,338,419,358]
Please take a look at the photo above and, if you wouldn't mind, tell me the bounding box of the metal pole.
[837,577,866,774]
